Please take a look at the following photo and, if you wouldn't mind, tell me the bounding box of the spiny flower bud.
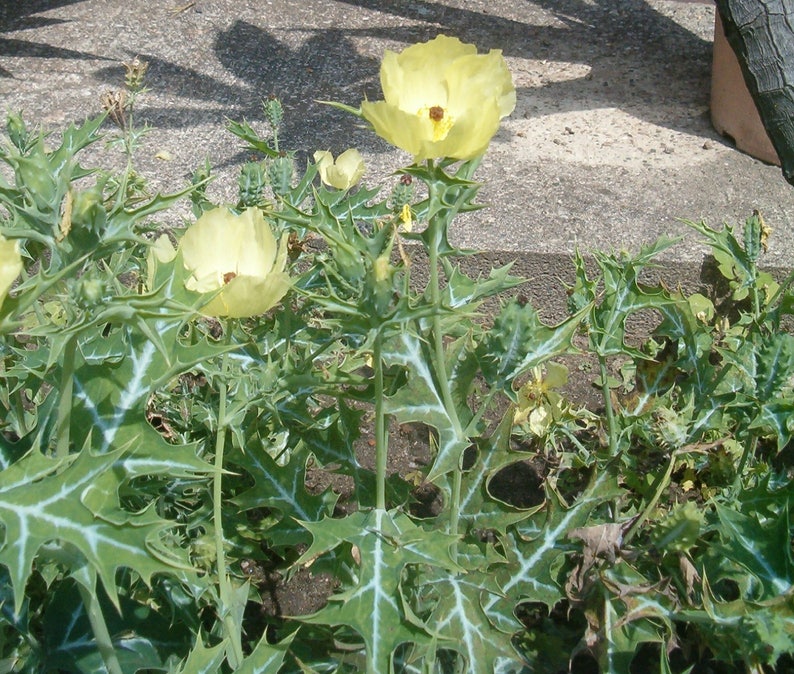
[6,112,30,152]
[268,152,293,197]
[389,174,415,213]
[264,96,284,133]
[238,161,267,207]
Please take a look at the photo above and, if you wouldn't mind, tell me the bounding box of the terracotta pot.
[710,11,780,165]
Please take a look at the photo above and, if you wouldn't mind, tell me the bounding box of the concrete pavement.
[1,0,792,317]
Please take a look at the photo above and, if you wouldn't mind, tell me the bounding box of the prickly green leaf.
[41,579,192,674]
[685,218,759,301]
[170,636,226,674]
[71,324,227,456]
[236,629,297,674]
[0,446,196,614]
[459,408,541,533]
[679,573,794,666]
[298,509,462,673]
[749,333,794,402]
[383,329,470,480]
[491,469,621,612]
[440,259,523,309]
[230,449,337,548]
[712,503,793,599]
[478,299,585,391]
[586,239,680,358]
[409,568,522,673]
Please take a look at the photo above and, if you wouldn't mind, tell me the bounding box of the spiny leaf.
[236,628,297,674]
[169,636,226,674]
[0,446,196,614]
[230,449,337,548]
[489,469,622,613]
[478,298,586,390]
[383,329,470,480]
[298,509,462,673]
[711,503,793,599]
[586,240,680,359]
[459,408,541,534]
[41,579,192,674]
[408,567,523,673]
[440,259,523,309]
[71,324,227,455]
[679,572,794,667]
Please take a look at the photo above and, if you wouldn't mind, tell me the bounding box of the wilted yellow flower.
[513,362,568,436]
[180,207,290,318]
[0,236,22,309]
[398,203,414,233]
[313,149,365,190]
[361,35,515,161]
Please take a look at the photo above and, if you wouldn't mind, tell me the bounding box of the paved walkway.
[1,0,792,315]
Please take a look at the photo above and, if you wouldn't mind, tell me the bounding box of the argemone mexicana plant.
[0,36,793,674]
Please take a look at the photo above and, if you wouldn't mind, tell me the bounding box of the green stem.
[77,584,123,674]
[735,435,759,488]
[622,449,678,546]
[597,356,619,457]
[213,324,244,667]
[54,335,77,458]
[426,180,466,559]
[373,331,388,511]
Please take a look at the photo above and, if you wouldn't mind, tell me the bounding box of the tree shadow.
[332,0,714,128]
[0,0,109,78]
[94,21,390,159]
[85,0,713,157]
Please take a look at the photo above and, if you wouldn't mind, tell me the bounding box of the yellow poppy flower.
[361,35,515,161]
[180,207,290,318]
[0,236,22,310]
[313,149,365,190]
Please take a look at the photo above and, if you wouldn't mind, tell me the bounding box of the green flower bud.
[238,161,267,207]
[264,96,284,133]
[268,153,293,197]
[6,112,30,153]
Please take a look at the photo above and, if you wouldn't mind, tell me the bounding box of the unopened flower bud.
[264,96,284,133]
[6,112,30,152]
[269,153,293,197]
[238,161,267,207]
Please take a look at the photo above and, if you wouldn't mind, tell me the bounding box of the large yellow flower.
[361,35,515,161]
[180,207,290,318]
[314,149,365,190]
[0,236,22,310]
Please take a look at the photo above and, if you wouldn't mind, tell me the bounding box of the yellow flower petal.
[180,207,290,318]
[146,233,177,290]
[0,236,22,310]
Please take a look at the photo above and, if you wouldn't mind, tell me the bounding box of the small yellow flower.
[180,207,290,318]
[0,236,22,310]
[313,149,365,190]
[361,35,516,161]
